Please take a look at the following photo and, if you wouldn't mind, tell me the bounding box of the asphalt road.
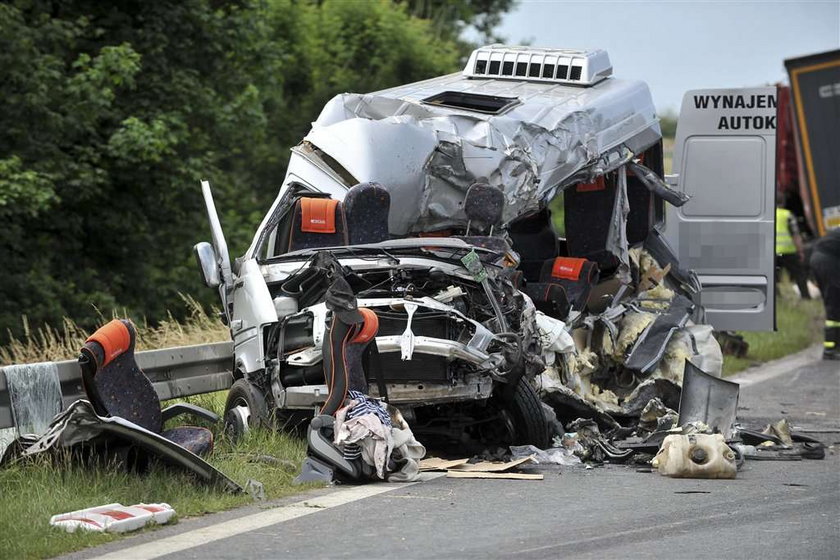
[69,347,840,560]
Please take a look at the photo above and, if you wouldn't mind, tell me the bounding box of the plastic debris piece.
[245,479,266,501]
[762,418,794,446]
[651,434,737,479]
[510,444,581,466]
[50,503,175,533]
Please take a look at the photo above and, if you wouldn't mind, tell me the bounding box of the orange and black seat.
[78,319,219,456]
[525,257,599,319]
[287,197,348,252]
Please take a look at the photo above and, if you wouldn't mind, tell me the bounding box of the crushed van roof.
[306,71,661,234]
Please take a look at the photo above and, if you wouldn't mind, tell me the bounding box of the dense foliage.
[0,0,509,341]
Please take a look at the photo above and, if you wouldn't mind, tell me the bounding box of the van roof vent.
[464,45,612,86]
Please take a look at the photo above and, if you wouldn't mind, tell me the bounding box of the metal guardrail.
[0,342,234,431]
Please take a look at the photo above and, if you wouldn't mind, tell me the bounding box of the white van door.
[664,87,777,331]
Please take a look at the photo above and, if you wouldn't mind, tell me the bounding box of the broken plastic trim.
[628,160,690,207]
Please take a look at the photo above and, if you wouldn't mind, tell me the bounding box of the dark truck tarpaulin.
[784,49,840,236]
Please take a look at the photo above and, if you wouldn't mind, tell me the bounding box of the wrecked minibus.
[194,45,778,465]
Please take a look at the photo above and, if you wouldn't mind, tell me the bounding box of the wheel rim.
[225,398,252,440]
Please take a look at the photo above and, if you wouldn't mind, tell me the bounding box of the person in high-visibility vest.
[775,199,810,299]
[810,229,840,361]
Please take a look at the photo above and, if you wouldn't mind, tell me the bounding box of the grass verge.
[0,295,229,366]
[0,390,313,559]
[0,308,315,560]
[722,282,824,376]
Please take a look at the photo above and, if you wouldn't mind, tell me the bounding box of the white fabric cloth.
[334,410,393,478]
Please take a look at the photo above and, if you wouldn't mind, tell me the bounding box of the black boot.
[823,323,840,361]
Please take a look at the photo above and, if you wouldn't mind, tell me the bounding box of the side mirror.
[193,242,221,288]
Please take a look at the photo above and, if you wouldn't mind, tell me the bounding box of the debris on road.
[50,503,175,533]
[419,457,470,471]
[446,471,543,480]
[510,444,581,466]
[651,434,737,479]
[421,455,543,480]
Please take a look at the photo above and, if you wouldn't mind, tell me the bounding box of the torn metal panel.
[304,71,660,234]
[3,362,63,437]
[14,400,241,492]
[678,361,739,439]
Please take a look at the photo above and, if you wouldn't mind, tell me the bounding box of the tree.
[0,0,497,342]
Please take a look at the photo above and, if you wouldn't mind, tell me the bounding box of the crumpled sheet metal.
[307,76,660,234]
[0,362,64,459]
[7,400,241,493]
[606,165,631,284]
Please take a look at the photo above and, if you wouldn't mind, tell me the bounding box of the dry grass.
[0,295,229,366]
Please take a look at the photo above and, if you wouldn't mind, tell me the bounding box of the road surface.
[67,347,840,560]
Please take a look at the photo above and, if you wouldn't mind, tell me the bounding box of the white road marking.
[88,473,445,560]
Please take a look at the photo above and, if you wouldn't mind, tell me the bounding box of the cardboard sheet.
[419,457,470,471]
[446,471,543,480]
[448,455,536,472]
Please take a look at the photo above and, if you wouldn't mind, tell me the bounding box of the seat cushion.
[162,426,214,456]
[524,282,571,319]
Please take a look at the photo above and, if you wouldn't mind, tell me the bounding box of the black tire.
[507,378,551,449]
[224,379,269,441]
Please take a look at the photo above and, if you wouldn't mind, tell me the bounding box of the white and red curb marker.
[50,503,175,533]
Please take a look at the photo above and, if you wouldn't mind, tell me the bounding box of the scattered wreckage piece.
[446,471,542,480]
[510,444,581,466]
[447,455,535,473]
[651,434,737,479]
[677,361,740,438]
[50,502,176,533]
[8,400,241,492]
[1,320,242,492]
[419,457,470,471]
[420,455,543,479]
[733,421,826,461]
[0,336,234,461]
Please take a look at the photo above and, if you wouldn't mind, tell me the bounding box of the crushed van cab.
[194,45,776,466]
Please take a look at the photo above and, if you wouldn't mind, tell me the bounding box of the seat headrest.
[300,198,340,233]
[464,183,504,230]
[84,319,134,368]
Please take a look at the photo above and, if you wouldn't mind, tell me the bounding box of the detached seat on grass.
[79,319,219,457]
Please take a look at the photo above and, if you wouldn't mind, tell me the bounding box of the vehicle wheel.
[224,379,269,442]
[273,409,313,435]
[506,378,551,449]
